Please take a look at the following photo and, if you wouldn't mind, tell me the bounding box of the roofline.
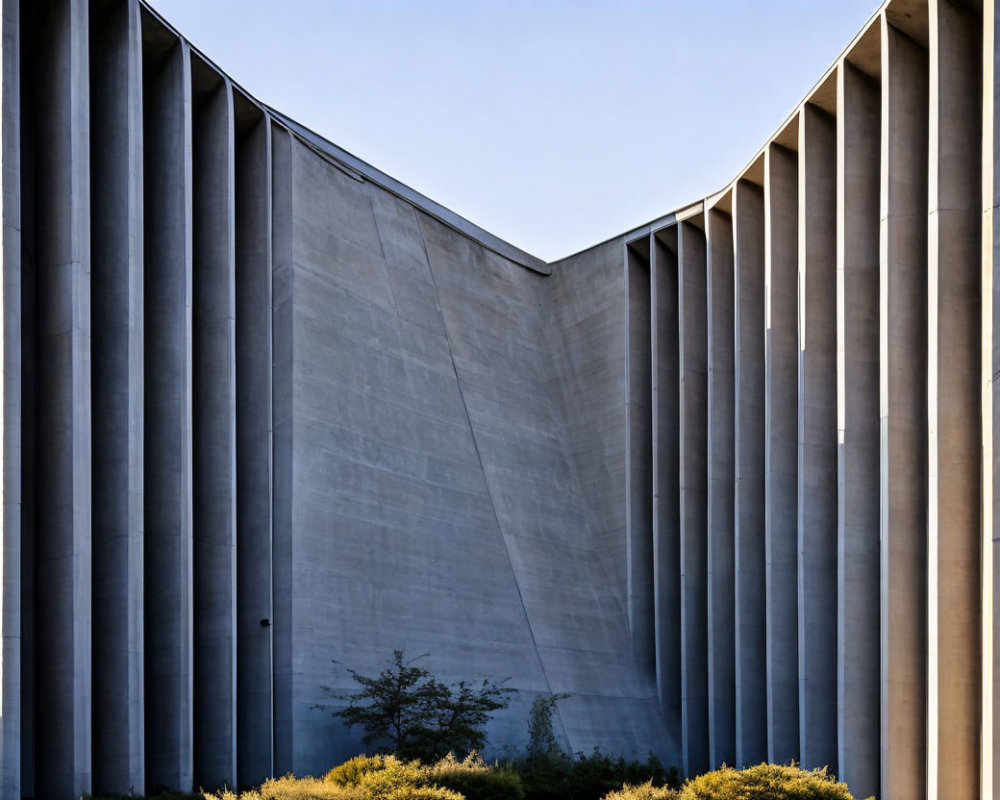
[138,0,551,276]
[140,0,886,272]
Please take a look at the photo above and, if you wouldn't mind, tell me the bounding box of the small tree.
[322,649,514,762]
[526,694,570,764]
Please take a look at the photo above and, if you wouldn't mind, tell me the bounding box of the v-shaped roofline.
[141,0,898,272]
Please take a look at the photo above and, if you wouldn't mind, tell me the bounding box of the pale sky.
[149,0,880,262]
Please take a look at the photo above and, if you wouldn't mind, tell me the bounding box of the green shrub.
[602,782,678,800]
[566,751,676,800]
[424,753,524,800]
[677,764,870,800]
[512,749,676,800]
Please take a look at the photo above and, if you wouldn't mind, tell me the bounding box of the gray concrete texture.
[2,0,1000,799]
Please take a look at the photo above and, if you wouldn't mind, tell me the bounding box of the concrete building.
[0,0,998,797]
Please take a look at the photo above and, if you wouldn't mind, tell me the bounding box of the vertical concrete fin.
[836,58,881,800]
[926,1,982,796]
[0,0,21,797]
[18,2,36,791]
[678,218,709,778]
[705,205,735,770]
[796,101,838,773]
[650,228,681,762]
[879,13,928,800]
[235,95,274,789]
[270,121,293,777]
[142,14,194,790]
[625,238,654,672]
[90,0,144,793]
[733,177,766,767]
[763,138,800,766]
[983,0,1000,795]
[30,0,93,796]
[191,57,237,791]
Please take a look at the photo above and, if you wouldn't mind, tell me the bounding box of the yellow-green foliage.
[325,755,394,787]
[356,758,443,800]
[206,775,363,800]
[207,766,462,800]
[677,764,871,800]
[423,753,524,800]
[601,781,678,800]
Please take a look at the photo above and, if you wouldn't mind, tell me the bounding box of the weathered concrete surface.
[546,238,629,632]
[234,95,274,789]
[90,0,144,793]
[271,122,294,779]
[625,238,655,674]
[836,58,881,800]
[926,1,982,796]
[796,102,837,774]
[0,0,22,797]
[880,16,929,800]
[142,18,194,792]
[763,141,799,768]
[733,178,766,769]
[192,58,237,791]
[705,207,735,771]
[987,2,1000,795]
[650,230,681,762]
[549,235,676,762]
[31,1,93,797]
[280,139,671,774]
[678,221,708,779]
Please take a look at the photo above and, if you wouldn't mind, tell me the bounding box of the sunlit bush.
[325,755,394,787]
[676,763,870,800]
[600,781,678,800]
[206,775,362,800]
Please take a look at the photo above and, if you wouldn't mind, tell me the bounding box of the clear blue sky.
[150,0,880,262]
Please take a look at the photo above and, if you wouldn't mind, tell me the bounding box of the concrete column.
[879,16,928,800]
[678,219,708,778]
[650,228,681,760]
[271,123,294,777]
[235,96,274,788]
[625,239,654,674]
[17,4,36,791]
[984,2,1000,796]
[836,59,881,800]
[764,140,799,766]
[90,0,144,793]
[142,19,194,791]
[733,177,766,767]
[706,204,735,770]
[0,0,22,797]
[926,1,982,797]
[192,58,237,791]
[31,0,93,796]
[796,102,837,773]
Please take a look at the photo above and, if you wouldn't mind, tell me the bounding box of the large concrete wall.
[278,137,671,774]
[3,0,1000,798]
